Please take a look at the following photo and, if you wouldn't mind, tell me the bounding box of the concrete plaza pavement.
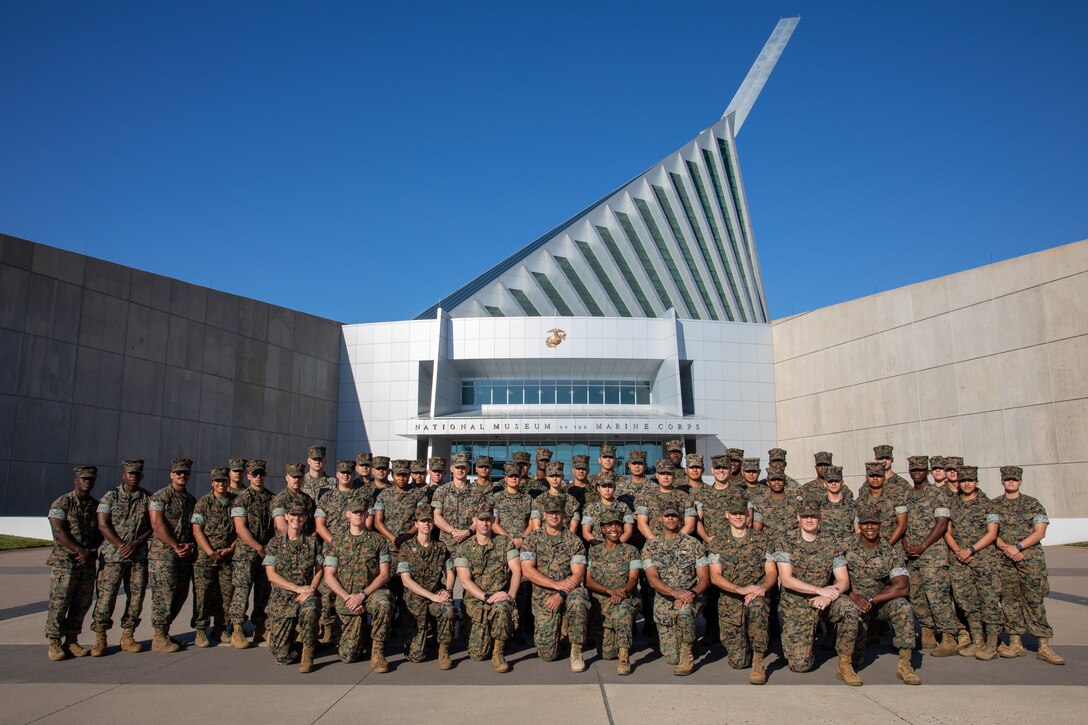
[0,546,1086,724]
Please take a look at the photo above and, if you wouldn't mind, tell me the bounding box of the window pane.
[572,383,589,404]
[507,382,524,404]
[636,383,651,405]
[621,382,636,404]
[604,382,620,404]
[462,383,475,406]
[540,380,557,404]
[588,382,605,404]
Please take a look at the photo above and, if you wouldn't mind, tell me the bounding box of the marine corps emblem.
[545,328,567,348]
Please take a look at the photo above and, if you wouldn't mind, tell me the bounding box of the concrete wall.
[773,239,1088,539]
[0,233,342,525]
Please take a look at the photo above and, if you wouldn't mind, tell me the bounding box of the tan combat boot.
[299,643,315,673]
[492,639,510,673]
[749,652,767,685]
[896,649,921,685]
[919,627,937,650]
[194,628,210,648]
[64,635,89,657]
[570,642,586,672]
[931,632,959,657]
[960,631,983,657]
[230,623,251,649]
[318,623,334,646]
[47,638,67,661]
[151,628,180,653]
[998,634,1026,658]
[956,629,970,651]
[371,639,389,673]
[120,628,143,653]
[91,631,108,657]
[673,643,695,676]
[438,643,453,670]
[617,647,631,676]
[1037,638,1065,665]
[836,653,863,686]
[975,628,999,661]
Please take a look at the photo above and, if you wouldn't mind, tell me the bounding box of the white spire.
[723,17,799,134]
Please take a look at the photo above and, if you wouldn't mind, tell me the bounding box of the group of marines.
[44,440,1063,683]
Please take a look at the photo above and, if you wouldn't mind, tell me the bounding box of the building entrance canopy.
[398,415,717,438]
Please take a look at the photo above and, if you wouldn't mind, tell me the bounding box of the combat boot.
[194,628,210,648]
[896,649,921,685]
[960,631,983,657]
[836,654,863,686]
[64,635,89,657]
[570,643,586,673]
[252,622,267,647]
[673,643,694,676]
[371,640,389,673]
[975,627,999,661]
[998,634,1026,658]
[120,628,143,653]
[151,628,180,653]
[1037,638,1065,665]
[749,652,767,685]
[931,633,959,657]
[617,647,631,676]
[91,631,108,657]
[47,638,67,661]
[492,639,510,673]
[919,626,937,650]
[299,643,314,673]
[318,623,334,646]
[438,643,453,670]
[230,623,251,649]
[956,629,970,651]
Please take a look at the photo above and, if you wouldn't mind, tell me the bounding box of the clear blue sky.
[2,1,1085,323]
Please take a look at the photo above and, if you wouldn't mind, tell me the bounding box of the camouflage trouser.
[268,597,319,665]
[780,597,859,672]
[718,593,770,669]
[948,558,975,630]
[591,592,639,659]
[1000,556,1052,637]
[319,583,336,630]
[337,590,393,663]
[45,562,95,639]
[92,560,147,632]
[192,557,234,629]
[853,597,915,656]
[229,549,270,627]
[950,556,1003,631]
[148,557,193,629]
[403,595,455,662]
[907,563,958,634]
[463,599,518,660]
[532,587,590,661]
[654,594,703,665]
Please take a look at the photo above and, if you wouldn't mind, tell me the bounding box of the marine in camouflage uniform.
[147,460,197,653]
[565,454,594,509]
[813,466,857,547]
[588,444,622,490]
[874,444,913,500]
[765,448,801,492]
[191,468,237,644]
[92,460,152,652]
[229,459,276,644]
[857,461,908,543]
[586,510,641,672]
[751,469,802,541]
[695,454,743,543]
[396,506,456,666]
[994,466,1063,664]
[45,466,101,659]
[302,444,335,503]
[530,463,581,532]
[739,458,768,507]
[316,460,371,639]
[263,504,323,669]
[634,461,697,539]
[433,452,490,546]
[271,464,317,536]
[472,455,498,496]
[374,472,427,547]
[615,449,651,511]
[580,491,634,545]
[490,464,533,642]
[642,506,708,674]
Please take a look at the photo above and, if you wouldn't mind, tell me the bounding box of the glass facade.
[686,159,742,322]
[650,187,717,320]
[595,226,655,316]
[508,288,541,316]
[702,146,754,321]
[554,255,604,316]
[574,240,631,317]
[670,171,733,322]
[615,211,673,312]
[531,271,575,316]
[450,441,666,477]
[461,379,652,407]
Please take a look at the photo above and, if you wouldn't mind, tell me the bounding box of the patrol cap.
[814,451,833,466]
[945,456,964,468]
[346,494,369,513]
[727,448,745,461]
[475,455,493,468]
[665,439,684,453]
[427,456,446,471]
[512,451,531,464]
[414,504,435,522]
[473,502,494,520]
[766,468,785,482]
[285,462,306,477]
[874,444,894,459]
[73,465,98,479]
[660,505,680,517]
[599,510,624,526]
[929,455,945,470]
[246,459,267,474]
[768,448,787,463]
[410,459,426,474]
[824,465,844,483]
[685,453,704,468]
[372,456,391,469]
[857,505,882,524]
[536,448,553,461]
[741,458,761,473]
[628,450,647,464]
[541,496,566,514]
[655,460,675,475]
[355,452,373,466]
[1000,465,1023,481]
[797,496,822,518]
[171,458,193,474]
[123,459,144,473]
[211,467,230,481]
[724,490,749,514]
[865,461,886,477]
[958,465,978,481]
[907,456,929,471]
[391,459,411,475]
[336,459,355,474]
[572,454,590,469]
[503,463,520,477]
[307,445,326,460]
[228,458,247,472]
[450,453,470,468]
[595,475,616,488]
[286,501,310,517]
[545,461,565,476]
[711,454,730,468]
[600,444,616,458]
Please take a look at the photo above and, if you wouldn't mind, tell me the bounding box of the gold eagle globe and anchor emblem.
[545,328,567,348]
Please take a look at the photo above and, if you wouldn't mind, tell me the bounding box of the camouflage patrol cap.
[655,460,675,475]
[599,510,624,526]
[171,458,193,473]
[665,439,684,453]
[246,459,267,474]
[797,496,822,518]
[724,490,749,514]
[211,467,230,481]
[945,456,964,468]
[727,448,745,461]
[595,474,617,488]
[766,468,785,481]
[414,504,435,522]
[372,456,391,469]
[346,494,368,512]
[545,461,565,477]
[685,453,704,468]
[473,502,494,520]
[427,456,446,471]
[122,459,144,473]
[1000,465,1023,481]
[958,465,978,481]
[410,460,426,474]
[475,455,493,468]
[907,456,929,471]
[285,462,306,477]
[391,459,411,475]
[814,451,833,466]
[600,444,617,457]
[824,466,844,483]
[874,444,894,459]
[73,465,97,479]
[857,504,882,524]
[741,458,761,473]
[536,448,553,461]
[711,454,730,468]
[286,501,310,517]
[929,455,945,470]
[768,448,787,463]
[307,445,326,460]
[450,452,470,468]
[572,455,590,469]
[512,451,531,464]
[503,463,520,477]
[541,496,566,514]
[355,453,372,466]
[336,460,355,474]
[228,458,247,472]
[865,461,885,477]
[660,505,680,517]
[628,450,647,463]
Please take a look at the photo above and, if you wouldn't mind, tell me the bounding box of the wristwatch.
[866,595,874,605]
[1015,543,1024,552]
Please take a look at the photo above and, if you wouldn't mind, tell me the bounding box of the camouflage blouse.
[642,534,707,590]
[324,530,392,614]
[47,491,100,566]
[491,490,532,537]
[843,536,909,599]
[587,541,641,590]
[192,491,237,560]
[902,483,951,567]
[454,535,519,593]
[97,485,152,563]
[772,529,847,608]
[231,486,276,553]
[263,532,323,617]
[148,485,196,561]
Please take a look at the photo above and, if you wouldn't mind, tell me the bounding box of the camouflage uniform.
[843,535,915,654]
[530,491,581,529]
[302,472,335,504]
[752,492,802,541]
[642,533,707,664]
[263,532,323,664]
[191,490,236,630]
[46,490,100,640]
[92,484,151,633]
[375,486,427,541]
[903,483,958,635]
[325,529,393,662]
[707,529,772,668]
[271,488,316,535]
[229,484,275,627]
[947,491,1003,633]
[695,484,741,541]
[634,488,696,538]
[315,481,370,631]
[772,529,858,672]
[817,495,858,548]
[856,485,908,539]
[431,482,489,545]
[996,492,1053,638]
[148,484,196,629]
[455,534,520,659]
[492,489,532,538]
[580,499,634,543]
[615,477,650,511]
[587,541,642,659]
[396,538,455,661]
[520,527,590,661]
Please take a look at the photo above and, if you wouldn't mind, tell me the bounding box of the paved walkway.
[1,546,1086,724]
